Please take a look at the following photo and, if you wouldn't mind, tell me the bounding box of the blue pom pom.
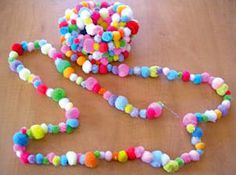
[129,68,134,75]
[60,155,68,166]
[195,113,203,122]
[60,27,69,35]
[192,127,203,138]
[71,44,78,51]
[92,64,99,73]
[79,154,85,165]
[16,64,24,73]
[108,95,118,106]
[13,132,29,146]
[39,39,47,47]
[102,32,113,42]
[193,74,202,84]
[197,149,204,156]
[139,109,147,119]
[106,64,112,72]
[66,119,79,128]
[167,70,178,80]
[21,41,28,51]
[115,96,128,111]
[151,151,162,168]
[35,153,44,164]
[141,66,150,78]
[33,80,41,88]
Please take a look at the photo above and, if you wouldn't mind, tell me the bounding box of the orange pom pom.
[76,56,86,66]
[63,67,75,78]
[85,152,97,168]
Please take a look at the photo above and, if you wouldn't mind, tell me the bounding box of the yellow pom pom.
[125,104,133,114]
[195,142,205,150]
[111,21,119,28]
[30,125,45,140]
[186,124,195,133]
[119,22,126,27]
[84,18,92,25]
[65,50,73,58]
[150,66,159,78]
[113,31,121,41]
[63,67,75,78]
[215,109,222,120]
[118,150,128,163]
[113,55,119,61]
[76,56,86,66]
[93,43,99,51]
[114,41,120,48]
[27,74,34,83]
[52,156,60,166]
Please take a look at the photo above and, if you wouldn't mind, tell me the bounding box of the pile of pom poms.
[58,1,139,74]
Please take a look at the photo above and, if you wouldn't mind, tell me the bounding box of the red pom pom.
[182,71,190,82]
[147,108,155,120]
[37,84,48,95]
[123,51,129,58]
[20,152,30,164]
[92,83,101,93]
[12,43,24,56]
[226,90,231,95]
[99,43,108,53]
[126,20,139,35]
[126,147,136,160]
[99,64,108,74]
[59,21,68,28]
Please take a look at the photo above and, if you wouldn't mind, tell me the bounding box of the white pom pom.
[41,43,52,55]
[123,27,131,37]
[162,67,170,76]
[85,24,96,35]
[204,110,217,122]
[92,51,103,60]
[65,102,73,111]
[121,7,133,19]
[76,17,85,30]
[40,123,48,133]
[82,60,92,73]
[19,68,31,81]
[161,153,170,166]
[69,73,78,82]
[99,8,109,18]
[66,151,77,165]
[59,98,70,109]
[46,88,54,97]
[80,9,91,19]
[112,13,120,22]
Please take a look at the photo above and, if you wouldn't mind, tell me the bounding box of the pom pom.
[51,88,66,102]
[141,151,153,163]
[85,152,97,168]
[118,64,129,77]
[30,125,45,140]
[118,150,128,163]
[37,84,48,95]
[66,151,77,165]
[150,150,162,168]
[65,107,80,119]
[146,102,162,119]
[13,132,29,146]
[115,96,128,111]
[12,43,24,56]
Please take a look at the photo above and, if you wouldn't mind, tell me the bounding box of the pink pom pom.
[141,151,153,163]
[65,107,80,119]
[180,153,191,164]
[118,64,129,77]
[182,113,197,126]
[189,150,200,161]
[85,77,98,91]
[134,146,145,158]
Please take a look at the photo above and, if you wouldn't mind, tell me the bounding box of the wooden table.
[0,0,235,174]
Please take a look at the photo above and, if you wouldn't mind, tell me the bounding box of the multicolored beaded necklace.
[9,1,232,173]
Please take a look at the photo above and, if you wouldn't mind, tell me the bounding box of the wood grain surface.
[0,0,236,175]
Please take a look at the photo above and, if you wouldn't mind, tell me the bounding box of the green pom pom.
[43,157,49,165]
[51,88,66,102]
[55,59,71,74]
[52,125,60,134]
[163,160,179,173]
[66,125,73,134]
[224,95,232,101]
[94,151,101,158]
[34,40,40,49]
[68,25,78,32]
[175,157,184,167]
[8,57,15,63]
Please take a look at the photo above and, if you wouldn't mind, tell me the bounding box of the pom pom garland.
[8,1,232,173]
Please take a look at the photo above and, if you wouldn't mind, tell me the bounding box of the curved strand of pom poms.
[9,39,231,173]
